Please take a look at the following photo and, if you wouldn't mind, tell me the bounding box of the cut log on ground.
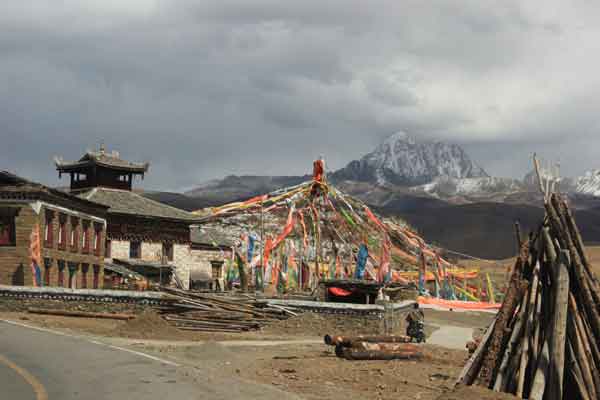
[27,307,135,320]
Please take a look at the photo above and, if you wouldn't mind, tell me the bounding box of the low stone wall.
[0,297,148,314]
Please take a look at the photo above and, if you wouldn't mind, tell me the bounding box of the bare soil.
[0,302,501,400]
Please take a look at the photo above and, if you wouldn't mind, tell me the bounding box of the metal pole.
[260,201,265,292]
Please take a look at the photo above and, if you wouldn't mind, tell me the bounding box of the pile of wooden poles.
[458,193,600,400]
[324,334,423,360]
[156,287,299,333]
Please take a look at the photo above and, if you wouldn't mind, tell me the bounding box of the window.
[0,216,16,246]
[129,241,141,259]
[81,264,89,289]
[93,224,103,256]
[82,221,90,253]
[58,214,67,249]
[68,262,78,288]
[57,260,65,287]
[43,258,52,286]
[44,210,54,248]
[162,242,174,262]
[211,261,223,279]
[105,239,111,258]
[93,265,100,289]
[70,217,79,251]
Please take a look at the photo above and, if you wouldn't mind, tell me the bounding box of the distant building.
[189,225,234,290]
[55,145,209,289]
[0,172,108,288]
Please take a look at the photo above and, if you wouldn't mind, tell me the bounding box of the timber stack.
[457,192,600,399]
[156,287,299,333]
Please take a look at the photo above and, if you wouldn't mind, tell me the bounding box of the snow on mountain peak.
[575,169,600,196]
[333,131,488,186]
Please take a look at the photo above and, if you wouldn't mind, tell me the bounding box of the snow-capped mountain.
[331,131,488,186]
[412,176,525,200]
[575,170,600,196]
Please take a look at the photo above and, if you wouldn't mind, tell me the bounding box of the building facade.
[0,172,108,288]
[56,146,208,289]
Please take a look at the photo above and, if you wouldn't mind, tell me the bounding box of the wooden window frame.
[211,261,224,279]
[129,241,141,259]
[58,214,67,250]
[81,263,89,289]
[57,260,65,287]
[105,239,111,258]
[162,242,174,262]
[70,217,79,253]
[82,221,91,254]
[93,265,100,289]
[93,224,103,257]
[44,210,54,248]
[67,262,78,289]
[43,258,52,286]
[0,215,16,247]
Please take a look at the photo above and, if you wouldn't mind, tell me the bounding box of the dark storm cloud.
[1,1,599,191]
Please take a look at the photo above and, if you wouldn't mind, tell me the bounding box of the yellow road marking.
[0,353,48,400]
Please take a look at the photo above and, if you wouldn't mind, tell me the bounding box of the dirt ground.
[0,304,503,399]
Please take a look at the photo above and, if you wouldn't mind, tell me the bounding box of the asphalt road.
[0,320,302,400]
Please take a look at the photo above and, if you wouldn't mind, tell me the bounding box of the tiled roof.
[190,225,235,247]
[0,171,109,213]
[79,187,198,221]
[55,150,148,173]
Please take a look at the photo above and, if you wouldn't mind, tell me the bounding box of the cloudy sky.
[2,1,600,191]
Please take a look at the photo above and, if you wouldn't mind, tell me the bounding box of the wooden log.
[517,262,540,397]
[548,250,570,400]
[542,227,557,264]
[566,312,597,400]
[566,341,592,400]
[338,347,423,361]
[456,318,497,386]
[493,296,526,392]
[27,307,135,320]
[476,240,529,388]
[324,334,412,346]
[515,221,523,254]
[558,198,597,283]
[568,294,600,398]
[502,339,523,393]
[529,339,550,400]
[546,197,600,343]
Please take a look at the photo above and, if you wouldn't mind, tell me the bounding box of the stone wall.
[110,239,130,260]
[108,240,195,290]
[188,247,232,288]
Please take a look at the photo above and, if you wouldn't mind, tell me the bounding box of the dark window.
[43,258,52,286]
[57,260,65,287]
[130,241,141,259]
[211,261,223,279]
[105,239,111,258]
[93,224,103,256]
[162,242,173,262]
[70,218,79,252]
[0,216,16,246]
[81,264,89,289]
[82,221,90,253]
[58,214,67,249]
[93,265,100,289]
[44,210,54,248]
[68,262,78,288]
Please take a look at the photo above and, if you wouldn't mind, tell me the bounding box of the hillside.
[383,201,600,259]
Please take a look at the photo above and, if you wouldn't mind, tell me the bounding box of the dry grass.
[453,245,600,298]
